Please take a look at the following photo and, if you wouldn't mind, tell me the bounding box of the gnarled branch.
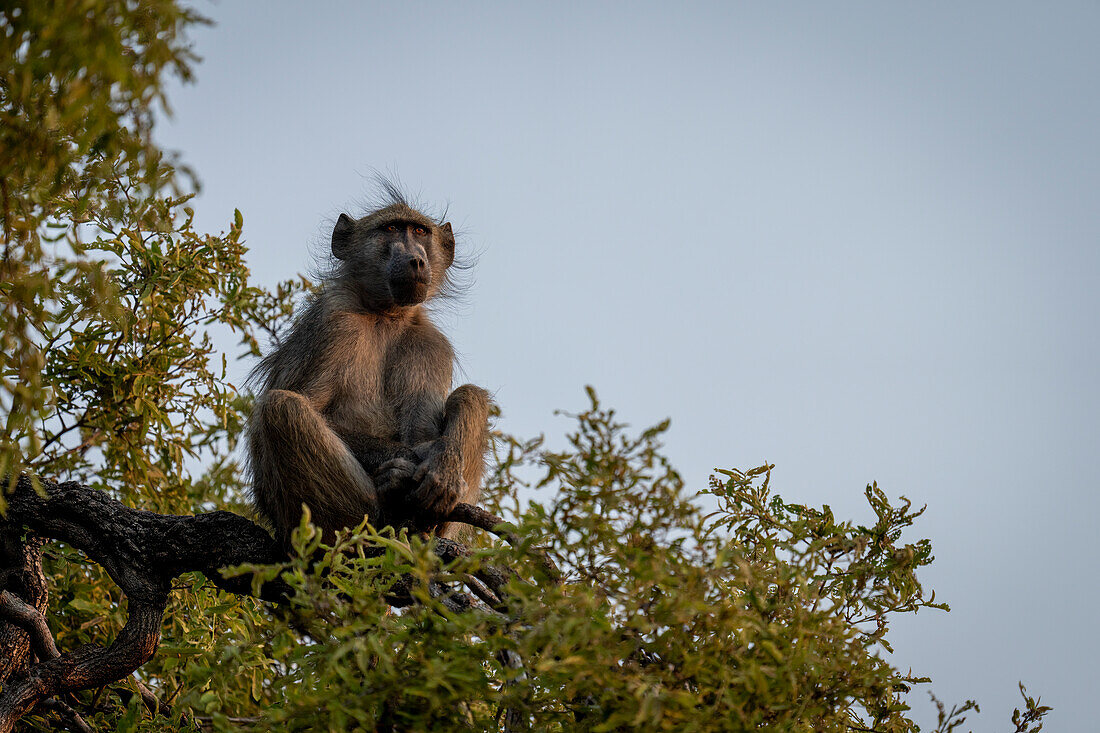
[0,474,509,733]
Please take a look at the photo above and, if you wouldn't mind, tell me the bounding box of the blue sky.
[159,2,1099,728]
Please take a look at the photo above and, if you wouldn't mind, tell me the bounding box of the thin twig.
[38,699,93,733]
[463,573,503,609]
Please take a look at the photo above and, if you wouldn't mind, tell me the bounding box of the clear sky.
[158,2,1099,729]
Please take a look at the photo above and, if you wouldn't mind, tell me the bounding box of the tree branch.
[449,502,517,543]
[0,590,59,660]
[0,473,508,732]
[0,598,164,732]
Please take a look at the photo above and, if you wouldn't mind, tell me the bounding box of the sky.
[157,2,1099,729]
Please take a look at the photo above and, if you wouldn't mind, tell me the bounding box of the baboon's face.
[376,220,435,306]
[331,207,455,313]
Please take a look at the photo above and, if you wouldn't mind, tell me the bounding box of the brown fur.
[247,195,489,547]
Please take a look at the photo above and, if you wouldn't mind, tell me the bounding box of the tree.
[0,3,1051,731]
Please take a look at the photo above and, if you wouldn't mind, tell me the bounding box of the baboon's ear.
[439,222,455,267]
[331,213,355,260]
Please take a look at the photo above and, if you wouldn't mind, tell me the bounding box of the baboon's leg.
[249,389,380,545]
[433,384,490,538]
[444,384,491,502]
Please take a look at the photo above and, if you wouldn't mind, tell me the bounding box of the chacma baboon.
[246,189,489,547]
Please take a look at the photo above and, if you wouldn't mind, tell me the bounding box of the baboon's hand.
[374,457,418,498]
[411,445,466,518]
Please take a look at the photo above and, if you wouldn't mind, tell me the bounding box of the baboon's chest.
[323,321,402,440]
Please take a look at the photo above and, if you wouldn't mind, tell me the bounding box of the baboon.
[246,190,490,547]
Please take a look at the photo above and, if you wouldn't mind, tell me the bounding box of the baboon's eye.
[414,226,427,236]
[385,224,397,232]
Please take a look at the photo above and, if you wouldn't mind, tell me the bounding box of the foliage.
[1,2,1049,732]
[4,0,181,481]
[182,393,971,732]
[0,0,311,498]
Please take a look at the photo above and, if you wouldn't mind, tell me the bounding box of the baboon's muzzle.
[388,250,431,305]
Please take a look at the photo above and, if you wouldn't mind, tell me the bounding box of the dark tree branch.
[115,675,170,718]
[0,527,48,683]
[38,698,94,733]
[0,473,510,733]
[464,573,503,609]
[0,590,59,660]
[0,598,164,732]
[449,502,517,543]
